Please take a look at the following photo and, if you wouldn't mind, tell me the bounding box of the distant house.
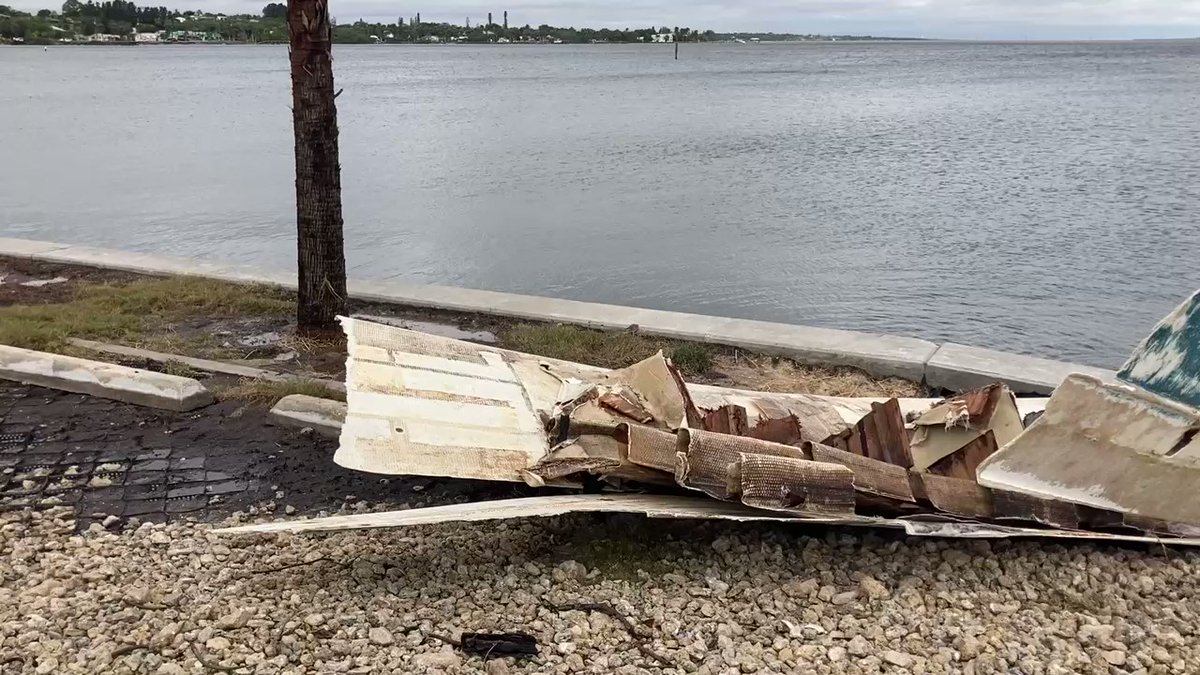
[164,30,210,42]
[134,31,162,43]
[497,37,510,43]
[651,32,673,43]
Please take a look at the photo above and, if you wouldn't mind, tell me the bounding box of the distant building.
[497,37,510,43]
[651,32,674,43]
[164,30,211,42]
[134,31,162,43]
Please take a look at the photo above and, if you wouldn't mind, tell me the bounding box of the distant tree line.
[2,1,720,45]
[334,20,717,45]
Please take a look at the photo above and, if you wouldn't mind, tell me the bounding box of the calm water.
[2,42,1198,367]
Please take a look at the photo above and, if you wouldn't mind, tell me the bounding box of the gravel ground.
[2,504,1199,675]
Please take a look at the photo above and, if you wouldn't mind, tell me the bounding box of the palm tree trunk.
[288,0,347,331]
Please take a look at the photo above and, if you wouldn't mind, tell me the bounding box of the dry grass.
[499,323,918,397]
[160,360,206,379]
[216,378,345,406]
[704,351,924,398]
[0,277,291,353]
[278,332,346,355]
[499,323,715,376]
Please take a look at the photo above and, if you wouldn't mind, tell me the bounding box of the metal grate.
[0,433,27,450]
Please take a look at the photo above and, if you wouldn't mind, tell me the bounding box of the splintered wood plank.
[869,400,914,467]
[805,441,915,502]
[824,398,913,468]
[702,405,749,435]
[991,490,1080,529]
[925,430,999,480]
[598,391,654,424]
[748,414,803,445]
[913,473,995,519]
[728,455,856,516]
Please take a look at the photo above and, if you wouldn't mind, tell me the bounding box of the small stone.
[556,642,577,655]
[102,515,121,529]
[712,537,732,553]
[205,636,231,651]
[285,505,297,515]
[1101,650,1127,666]
[556,559,588,582]
[565,653,586,670]
[784,578,819,598]
[848,635,871,657]
[960,635,984,659]
[304,613,326,627]
[368,626,393,646]
[149,531,171,545]
[125,586,153,605]
[859,576,890,599]
[795,645,821,660]
[216,608,253,629]
[884,650,914,667]
[155,664,187,675]
[485,660,511,675]
[831,591,858,606]
[412,652,462,669]
[34,657,58,675]
[828,646,847,662]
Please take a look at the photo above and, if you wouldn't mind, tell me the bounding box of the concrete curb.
[0,344,213,411]
[925,343,1116,395]
[271,394,346,438]
[0,237,1114,391]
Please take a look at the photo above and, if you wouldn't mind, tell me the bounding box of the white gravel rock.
[368,626,394,645]
[1,504,1198,675]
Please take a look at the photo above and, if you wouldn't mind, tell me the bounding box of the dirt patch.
[697,352,925,398]
[0,257,139,306]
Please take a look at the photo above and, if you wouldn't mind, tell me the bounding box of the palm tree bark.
[289,0,347,331]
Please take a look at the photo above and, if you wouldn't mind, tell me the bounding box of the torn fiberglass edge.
[233,289,1200,543]
[215,493,1200,547]
[977,289,1200,531]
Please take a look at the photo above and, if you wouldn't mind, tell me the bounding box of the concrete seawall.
[0,237,1115,393]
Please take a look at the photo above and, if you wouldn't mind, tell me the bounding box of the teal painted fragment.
[1118,290,1200,409]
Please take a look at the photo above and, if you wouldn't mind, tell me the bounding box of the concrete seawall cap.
[926,343,1115,395]
[0,237,1114,391]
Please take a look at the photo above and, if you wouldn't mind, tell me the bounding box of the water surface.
[2,42,1198,367]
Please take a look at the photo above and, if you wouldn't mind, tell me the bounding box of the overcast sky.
[11,0,1200,40]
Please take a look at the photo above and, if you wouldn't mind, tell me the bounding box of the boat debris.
[225,291,1200,544]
